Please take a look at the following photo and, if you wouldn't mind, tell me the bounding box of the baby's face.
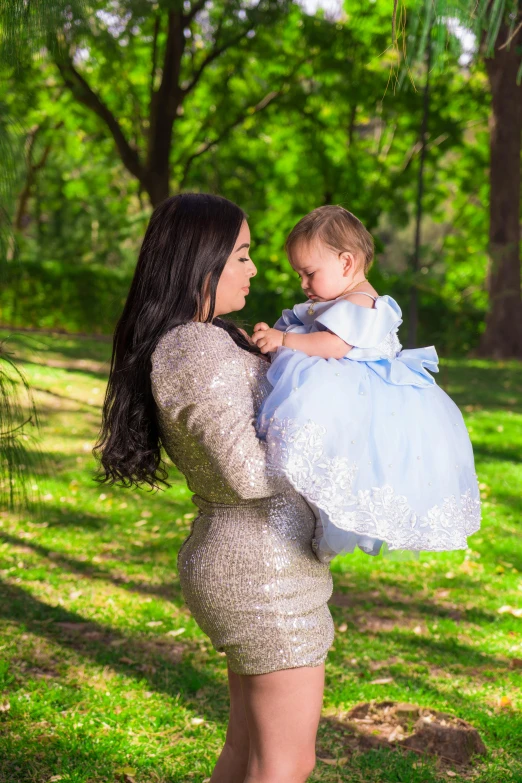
[290,239,353,303]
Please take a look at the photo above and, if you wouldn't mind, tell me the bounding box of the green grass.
[1,327,521,783]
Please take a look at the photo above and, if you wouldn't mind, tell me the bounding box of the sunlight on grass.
[0,329,521,782]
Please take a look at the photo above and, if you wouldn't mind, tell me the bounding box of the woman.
[95,193,334,783]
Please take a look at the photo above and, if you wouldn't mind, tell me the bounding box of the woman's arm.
[252,324,352,359]
[151,322,288,500]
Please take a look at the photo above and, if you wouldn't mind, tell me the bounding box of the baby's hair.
[285,205,374,274]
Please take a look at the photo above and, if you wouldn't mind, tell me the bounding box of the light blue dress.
[256,293,481,562]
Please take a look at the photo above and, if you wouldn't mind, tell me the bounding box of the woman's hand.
[252,323,284,354]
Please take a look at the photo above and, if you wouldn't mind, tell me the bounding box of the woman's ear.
[339,251,356,276]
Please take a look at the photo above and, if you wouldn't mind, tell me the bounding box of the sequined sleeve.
[150,321,288,501]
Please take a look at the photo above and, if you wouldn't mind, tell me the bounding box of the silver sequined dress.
[150,322,334,675]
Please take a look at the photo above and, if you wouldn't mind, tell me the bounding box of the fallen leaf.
[338,623,348,633]
[447,772,457,778]
[49,777,64,782]
[498,605,522,617]
[388,726,405,742]
[146,620,163,627]
[369,677,394,685]
[499,695,512,708]
[114,767,137,776]
[167,627,185,637]
[0,701,10,712]
[191,717,205,725]
[317,756,349,766]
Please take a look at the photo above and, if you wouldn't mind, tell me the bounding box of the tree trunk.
[407,30,431,348]
[479,24,522,358]
[143,169,171,208]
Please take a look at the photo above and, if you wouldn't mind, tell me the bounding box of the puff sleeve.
[315,295,403,348]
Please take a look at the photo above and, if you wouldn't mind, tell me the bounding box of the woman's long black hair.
[94,192,262,490]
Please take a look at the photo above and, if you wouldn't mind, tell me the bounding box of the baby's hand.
[252,323,284,354]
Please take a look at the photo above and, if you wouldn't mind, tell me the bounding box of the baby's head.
[285,205,374,302]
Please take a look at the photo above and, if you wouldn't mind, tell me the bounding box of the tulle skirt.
[257,348,481,560]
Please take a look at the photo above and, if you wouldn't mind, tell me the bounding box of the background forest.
[2,0,521,356]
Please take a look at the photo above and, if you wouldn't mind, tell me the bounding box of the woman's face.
[213,221,257,317]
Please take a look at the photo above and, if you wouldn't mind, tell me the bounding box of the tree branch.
[183,27,249,97]
[180,89,281,188]
[179,52,309,187]
[146,10,186,180]
[184,0,209,24]
[149,11,161,112]
[498,18,522,51]
[158,9,185,109]
[14,121,63,231]
[54,50,145,183]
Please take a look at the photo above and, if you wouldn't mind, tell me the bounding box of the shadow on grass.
[443,362,522,413]
[0,531,184,602]
[29,384,105,411]
[0,733,120,783]
[0,579,229,725]
[329,587,498,627]
[493,491,522,514]
[472,443,522,466]
[13,355,110,382]
[15,479,192,533]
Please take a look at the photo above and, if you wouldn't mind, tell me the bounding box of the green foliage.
[398,0,522,81]
[0,257,486,354]
[0,260,131,334]
[0,0,510,352]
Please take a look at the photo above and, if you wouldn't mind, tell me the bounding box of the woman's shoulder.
[151,321,256,409]
[152,321,236,368]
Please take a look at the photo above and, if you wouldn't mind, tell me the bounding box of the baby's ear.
[340,251,357,274]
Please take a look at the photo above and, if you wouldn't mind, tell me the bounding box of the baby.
[252,206,481,562]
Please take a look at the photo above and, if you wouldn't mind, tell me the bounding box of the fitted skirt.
[177,490,334,675]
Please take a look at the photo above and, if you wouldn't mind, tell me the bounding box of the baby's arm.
[252,323,352,359]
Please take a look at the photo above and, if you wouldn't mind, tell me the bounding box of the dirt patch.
[319,701,486,766]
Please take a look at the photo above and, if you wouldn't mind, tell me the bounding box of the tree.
[47,0,307,206]
[399,1,522,358]
[0,0,88,511]
[480,19,522,357]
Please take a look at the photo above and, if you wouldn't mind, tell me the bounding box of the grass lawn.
[1,327,521,783]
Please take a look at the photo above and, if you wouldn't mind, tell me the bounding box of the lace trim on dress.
[374,329,402,360]
[266,418,481,552]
